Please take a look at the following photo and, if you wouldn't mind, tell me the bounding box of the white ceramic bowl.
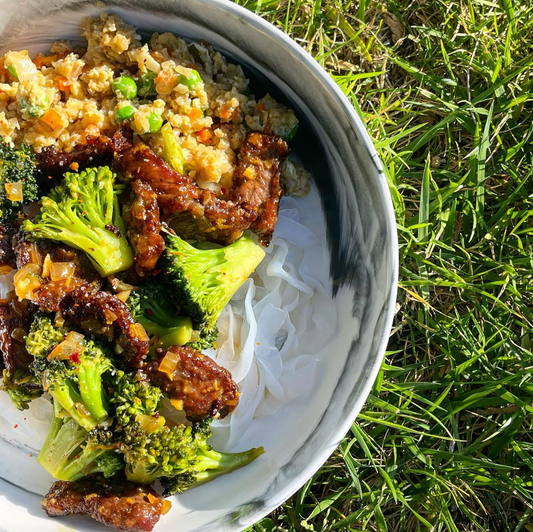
[0,1,398,531]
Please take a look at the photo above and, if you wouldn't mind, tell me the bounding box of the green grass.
[235,0,533,530]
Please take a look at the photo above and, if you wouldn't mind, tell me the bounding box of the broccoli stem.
[77,358,110,423]
[192,446,265,487]
[45,375,99,432]
[137,315,193,349]
[38,407,121,481]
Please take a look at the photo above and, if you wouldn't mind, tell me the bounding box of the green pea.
[137,71,157,99]
[115,105,136,123]
[147,112,163,133]
[178,69,202,89]
[112,76,138,99]
[284,124,298,141]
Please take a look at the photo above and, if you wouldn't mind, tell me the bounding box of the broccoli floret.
[186,330,219,352]
[26,316,114,430]
[118,418,264,490]
[127,280,194,350]
[26,313,67,360]
[22,166,133,276]
[0,136,38,220]
[110,370,162,426]
[1,369,42,410]
[37,400,123,481]
[42,341,114,431]
[162,232,265,344]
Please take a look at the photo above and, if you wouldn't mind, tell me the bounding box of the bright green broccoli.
[118,418,264,491]
[160,420,264,495]
[21,166,133,276]
[27,315,114,430]
[126,279,194,350]
[1,369,42,410]
[110,369,163,427]
[26,313,67,361]
[162,232,265,345]
[0,136,39,220]
[42,341,114,431]
[37,400,123,481]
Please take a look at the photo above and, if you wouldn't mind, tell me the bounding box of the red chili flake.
[221,187,227,195]
[13,424,18,429]
[70,352,81,364]
[145,308,154,316]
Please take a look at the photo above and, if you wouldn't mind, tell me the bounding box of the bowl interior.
[0,1,398,531]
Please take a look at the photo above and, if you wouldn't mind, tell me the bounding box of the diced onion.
[110,278,137,293]
[11,327,26,342]
[50,262,76,281]
[54,310,65,328]
[14,263,42,300]
[10,296,26,317]
[135,414,165,433]
[4,51,38,83]
[65,331,85,345]
[29,243,43,266]
[74,402,90,417]
[48,341,81,360]
[129,322,149,343]
[41,254,52,279]
[104,310,118,324]
[4,182,23,202]
[116,290,132,303]
[48,333,85,360]
[158,350,180,376]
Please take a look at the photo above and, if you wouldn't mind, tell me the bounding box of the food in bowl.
[0,11,324,532]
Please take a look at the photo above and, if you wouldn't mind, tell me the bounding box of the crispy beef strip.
[114,142,256,244]
[230,132,289,245]
[37,135,115,180]
[123,179,165,276]
[42,473,165,532]
[114,131,288,246]
[61,285,149,369]
[0,222,18,273]
[13,236,103,312]
[0,296,34,374]
[146,345,240,421]
[36,126,132,183]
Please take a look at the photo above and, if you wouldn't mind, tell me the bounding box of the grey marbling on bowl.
[0,1,398,531]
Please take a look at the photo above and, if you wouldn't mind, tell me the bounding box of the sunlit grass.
[235,0,533,530]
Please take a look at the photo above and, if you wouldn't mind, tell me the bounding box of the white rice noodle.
[0,186,337,454]
[209,191,337,449]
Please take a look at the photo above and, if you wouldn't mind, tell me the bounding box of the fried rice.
[0,12,307,194]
